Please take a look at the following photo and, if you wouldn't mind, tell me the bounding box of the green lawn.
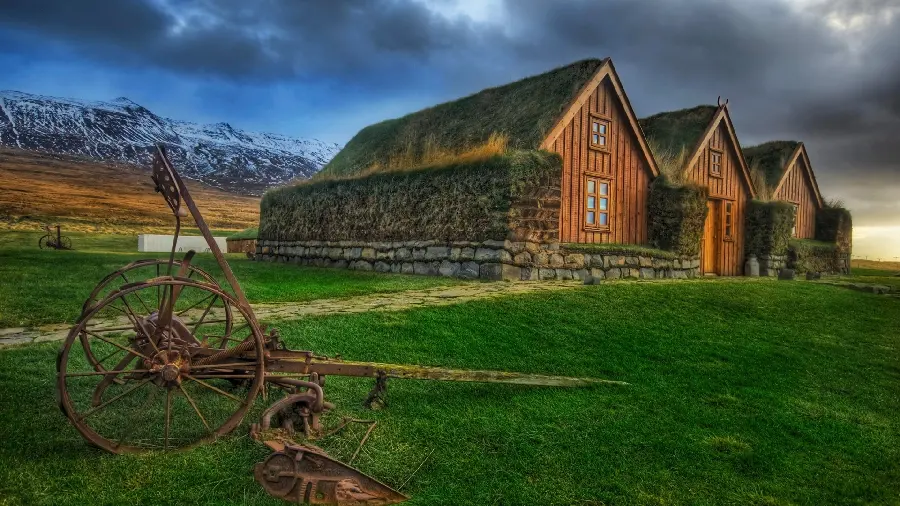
[1,280,898,504]
[0,231,464,328]
[838,267,900,292]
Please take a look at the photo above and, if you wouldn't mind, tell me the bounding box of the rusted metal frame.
[262,353,629,387]
[153,146,257,326]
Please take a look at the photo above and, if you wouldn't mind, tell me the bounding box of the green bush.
[562,243,678,260]
[788,239,844,273]
[745,201,794,257]
[226,227,258,241]
[647,176,709,256]
[258,150,562,243]
[816,207,853,254]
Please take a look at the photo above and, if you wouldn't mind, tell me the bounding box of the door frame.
[701,198,722,275]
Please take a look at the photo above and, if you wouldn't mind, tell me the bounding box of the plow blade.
[255,444,408,505]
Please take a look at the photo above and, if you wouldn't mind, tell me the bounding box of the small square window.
[600,183,609,195]
[587,180,596,193]
[710,150,723,176]
[599,213,608,226]
[590,118,609,149]
[587,211,595,224]
[587,196,596,209]
[599,197,608,211]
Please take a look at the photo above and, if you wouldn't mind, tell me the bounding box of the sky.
[0,0,898,259]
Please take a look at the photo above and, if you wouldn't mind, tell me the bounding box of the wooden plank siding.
[549,77,651,244]
[774,156,818,239]
[688,120,751,276]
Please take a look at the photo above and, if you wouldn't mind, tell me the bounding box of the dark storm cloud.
[0,0,897,233]
[0,0,481,81]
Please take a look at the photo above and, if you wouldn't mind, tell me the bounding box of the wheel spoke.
[178,383,211,433]
[83,330,151,361]
[65,369,151,377]
[95,347,124,366]
[164,388,173,451]
[176,293,216,317]
[114,386,160,450]
[79,377,153,420]
[85,325,138,333]
[190,296,221,334]
[184,375,244,403]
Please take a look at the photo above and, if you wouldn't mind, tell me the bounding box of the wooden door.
[701,199,721,275]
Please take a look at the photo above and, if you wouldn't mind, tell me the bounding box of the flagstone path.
[0,281,580,348]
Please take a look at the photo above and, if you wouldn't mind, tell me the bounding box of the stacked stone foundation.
[256,239,700,281]
[758,255,786,277]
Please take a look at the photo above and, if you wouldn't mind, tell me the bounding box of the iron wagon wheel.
[81,259,219,316]
[79,260,227,376]
[57,278,265,454]
[60,236,72,250]
[38,235,51,249]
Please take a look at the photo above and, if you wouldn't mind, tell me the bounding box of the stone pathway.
[0,281,580,348]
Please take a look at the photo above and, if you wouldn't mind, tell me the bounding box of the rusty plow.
[55,144,627,505]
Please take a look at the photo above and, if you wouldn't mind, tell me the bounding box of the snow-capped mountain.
[0,91,341,194]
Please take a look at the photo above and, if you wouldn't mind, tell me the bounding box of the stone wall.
[758,255,786,277]
[255,239,700,281]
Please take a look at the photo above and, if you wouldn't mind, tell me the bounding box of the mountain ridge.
[0,90,340,194]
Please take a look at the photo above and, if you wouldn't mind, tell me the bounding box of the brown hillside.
[0,148,259,234]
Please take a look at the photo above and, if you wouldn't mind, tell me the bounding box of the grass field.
[0,148,260,233]
[0,230,463,328]
[0,278,898,505]
[0,227,898,504]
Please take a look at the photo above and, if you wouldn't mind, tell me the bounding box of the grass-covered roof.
[638,105,719,159]
[743,141,800,189]
[319,58,607,178]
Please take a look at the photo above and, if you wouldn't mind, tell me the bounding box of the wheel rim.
[58,279,264,453]
[79,260,224,374]
[82,259,219,316]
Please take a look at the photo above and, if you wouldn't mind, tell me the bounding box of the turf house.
[743,141,823,239]
[639,104,757,276]
[257,58,705,280]
[742,141,852,276]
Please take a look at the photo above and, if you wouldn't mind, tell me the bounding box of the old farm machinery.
[39,224,72,250]
[56,145,625,505]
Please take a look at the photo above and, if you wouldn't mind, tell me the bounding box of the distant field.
[852,258,900,273]
[0,147,260,233]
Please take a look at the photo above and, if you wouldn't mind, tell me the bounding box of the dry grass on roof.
[639,105,719,159]
[743,140,800,190]
[320,58,607,178]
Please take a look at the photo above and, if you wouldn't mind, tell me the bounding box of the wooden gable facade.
[539,60,659,244]
[688,106,755,276]
[772,144,822,239]
[641,104,756,276]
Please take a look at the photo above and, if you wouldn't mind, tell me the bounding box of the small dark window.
[585,176,610,229]
[710,149,722,177]
[791,204,798,237]
[590,119,609,148]
[723,201,734,240]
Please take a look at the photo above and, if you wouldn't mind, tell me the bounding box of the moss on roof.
[743,141,800,189]
[638,105,719,160]
[319,58,607,178]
